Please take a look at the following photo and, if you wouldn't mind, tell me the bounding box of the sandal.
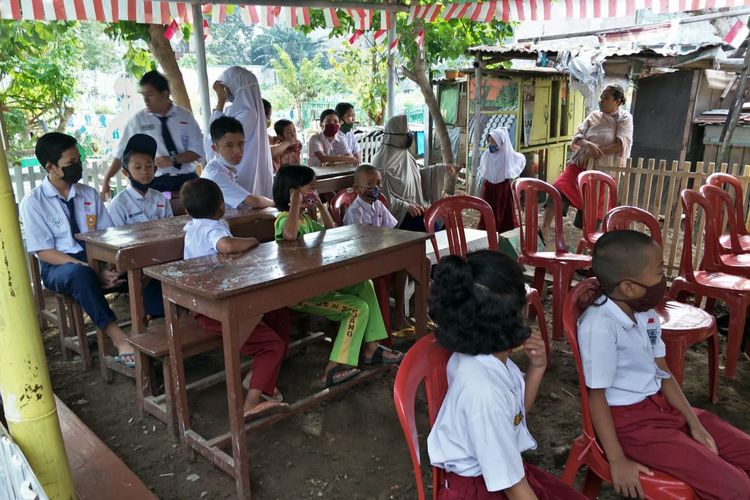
[244,400,289,420]
[114,352,136,369]
[391,326,416,338]
[363,344,404,365]
[242,371,284,402]
[321,365,360,388]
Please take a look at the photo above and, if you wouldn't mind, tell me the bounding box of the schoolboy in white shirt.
[20,133,135,367]
[578,230,750,500]
[109,134,173,226]
[335,102,362,162]
[307,109,358,167]
[343,164,397,228]
[427,251,586,499]
[180,178,290,418]
[200,116,274,210]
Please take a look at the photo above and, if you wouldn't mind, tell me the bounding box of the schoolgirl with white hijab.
[208,66,274,198]
[476,127,526,233]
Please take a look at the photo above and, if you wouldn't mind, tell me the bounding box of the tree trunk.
[147,24,192,112]
[0,104,9,150]
[55,105,74,132]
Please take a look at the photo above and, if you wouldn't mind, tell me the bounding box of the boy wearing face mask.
[335,102,362,163]
[343,164,397,228]
[307,109,358,167]
[201,116,274,209]
[109,134,173,226]
[20,133,137,368]
[578,230,750,500]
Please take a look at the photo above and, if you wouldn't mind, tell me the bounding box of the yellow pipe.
[0,137,76,499]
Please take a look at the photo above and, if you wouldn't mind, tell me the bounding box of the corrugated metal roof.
[468,41,724,60]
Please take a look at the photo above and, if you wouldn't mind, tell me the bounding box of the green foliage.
[270,45,327,126]
[206,12,256,65]
[76,23,119,72]
[104,22,156,76]
[0,20,82,148]
[328,42,388,125]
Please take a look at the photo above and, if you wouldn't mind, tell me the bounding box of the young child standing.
[180,178,290,418]
[109,134,173,226]
[427,251,586,499]
[307,109,358,167]
[20,133,138,366]
[476,127,525,233]
[273,165,402,387]
[579,230,750,499]
[201,116,275,210]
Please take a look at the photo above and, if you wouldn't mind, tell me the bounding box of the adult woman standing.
[540,84,633,240]
[210,66,274,198]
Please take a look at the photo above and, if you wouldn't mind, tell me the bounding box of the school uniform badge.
[86,214,97,230]
[514,411,524,426]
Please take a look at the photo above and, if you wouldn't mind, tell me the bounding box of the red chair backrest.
[680,189,722,279]
[563,278,605,457]
[700,184,744,254]
[393,334,452,500]
[329,188,390,226]
[707,172,749,236]
[512,178,567,254]
[577,171,618,245]
[423,195,498,261]
[602,206,663,246]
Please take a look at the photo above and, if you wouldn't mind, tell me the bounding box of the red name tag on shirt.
[157,204,164,208]
[647,318,655,324]
[83,201,92,206]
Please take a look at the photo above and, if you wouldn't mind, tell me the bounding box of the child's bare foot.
[243,399,289,419]
[362,343,404,365]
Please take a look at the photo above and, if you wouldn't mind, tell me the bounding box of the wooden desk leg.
[128,269,146,334]
[223,311,260,500]
[407,256,430,338]
[163,296,194,461]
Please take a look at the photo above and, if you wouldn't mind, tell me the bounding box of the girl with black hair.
[427,251,586,499]
[272,165,403,388]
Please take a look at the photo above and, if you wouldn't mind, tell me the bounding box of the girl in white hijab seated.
[371,115,428,232]
[208,66,274,199]
[476,127,525,233]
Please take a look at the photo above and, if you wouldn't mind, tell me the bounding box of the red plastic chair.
[706,172,750,253]
[512,178,592,340]
[700,185,750,277]
[668,189,750,379]
[423,195,551,365]
[561,279,699,499]
[576,171,618,254]
[602,206,719,403]
[328,188,393,341]
[393,334,451,500]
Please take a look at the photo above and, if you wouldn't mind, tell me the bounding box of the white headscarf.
[477,127,525,186]
[211,66,273,198]
[371,115,426,224]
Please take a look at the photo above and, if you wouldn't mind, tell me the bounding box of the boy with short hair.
[307,109,358,167]
[579,230,750,499]
[20,133,135,366]
[180,178,290,417]
[109,134,173,226]
[201,116,274,210]
[343,164,397,228]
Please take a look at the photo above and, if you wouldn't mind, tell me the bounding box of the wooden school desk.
[144,225,430,499]
[311,165,357,195]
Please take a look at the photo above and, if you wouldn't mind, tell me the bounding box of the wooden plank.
[622,157,633,206]
[642,158,656,212]
[632,157,644,208]
[654,160,667,226]
[692,162,707,270]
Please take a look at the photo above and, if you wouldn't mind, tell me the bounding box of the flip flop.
[363,344,404,365]
[243,400,289,420]
[241,372,284,402]
[391,326,416,338]
[114,352,135,369]
[321,366,360,388]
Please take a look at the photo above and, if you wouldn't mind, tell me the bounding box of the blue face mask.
[488,144,499,153]
[363,186,381,202]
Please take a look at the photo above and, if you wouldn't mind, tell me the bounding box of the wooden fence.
[598,158,750,278]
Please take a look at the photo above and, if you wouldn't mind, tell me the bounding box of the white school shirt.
[307,131,350,167]
[200,158,250,209]
[577,297,670,406]
[108,185,173,226]
[20,177,112,254]
[340,130,361,157]
[428,353,537,492]
[115,105,205,176]
[343,197,398,228]
[183,218,232,259]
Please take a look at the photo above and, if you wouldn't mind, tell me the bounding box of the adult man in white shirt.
[102,71,204,197]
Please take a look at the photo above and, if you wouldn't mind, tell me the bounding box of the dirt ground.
[45,212,750,500]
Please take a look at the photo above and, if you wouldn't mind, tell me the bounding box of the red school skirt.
[551,163,585,209]
[478,179,518,233]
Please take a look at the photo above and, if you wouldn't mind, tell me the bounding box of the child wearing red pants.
[427,251,587,499]
[180,178,290,419]
[579,230,750,499]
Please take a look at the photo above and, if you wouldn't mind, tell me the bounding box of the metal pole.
[192,4,212,132]
[0,131,75,497]
[470,60,482,196]
[719,40,750,164]
[386,13,397,120]
[424,70,433,166]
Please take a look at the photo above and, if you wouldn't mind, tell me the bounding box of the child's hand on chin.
[522,333,546,369]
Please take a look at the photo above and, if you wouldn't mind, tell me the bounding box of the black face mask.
[340,122,354,134]
[127,172,152,193]
[607,276,667,313]
[384,132,414,149]
[58,161,83,185]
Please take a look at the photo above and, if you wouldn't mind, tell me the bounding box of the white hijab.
[477,127,525,186]
[213,66,273,198]
[371,115,426,224]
